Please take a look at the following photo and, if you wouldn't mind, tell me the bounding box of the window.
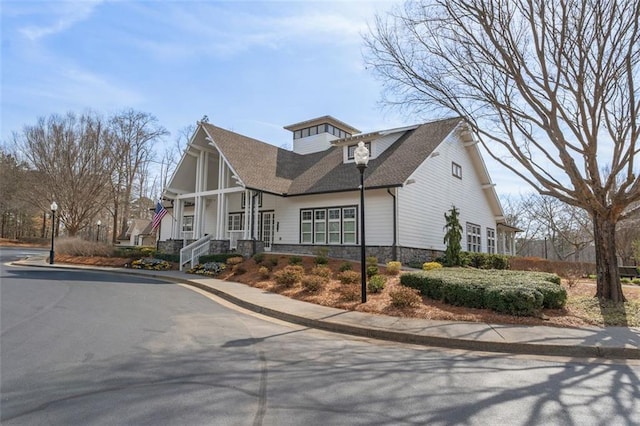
[328,208,341,243]
[342,207,357,244]
[314,210,326,244]
[347,142,371,160]
[467,223,481,252]
[241,192,262,208]
[182,215,194,232]
[301,210,313,243]
[452,162,462,179]
[487,228,496,254]
[300,206,358,244]
[292,124,351,139]
[228,213,244,231]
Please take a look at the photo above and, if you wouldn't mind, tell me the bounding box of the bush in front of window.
[460,252,509,269]
[274,265,305,287]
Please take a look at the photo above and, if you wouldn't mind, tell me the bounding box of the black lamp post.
[96,220,102,242]
[354,142,370,303]
[49,201,58,264]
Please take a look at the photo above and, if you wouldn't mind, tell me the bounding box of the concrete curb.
[10,258,640,360]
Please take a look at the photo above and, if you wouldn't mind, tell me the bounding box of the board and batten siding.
[272,190,394,246]
[398,131,497,252]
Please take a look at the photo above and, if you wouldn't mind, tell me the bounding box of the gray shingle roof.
[202,117,462,196]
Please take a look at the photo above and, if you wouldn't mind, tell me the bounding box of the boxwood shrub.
[199,253,241,264]
[399,268,566,316]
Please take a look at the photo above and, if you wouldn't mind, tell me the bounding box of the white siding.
[292,133,336,155]
[273,190,394,246]
[341,132,404,163]
[398,133,497,252]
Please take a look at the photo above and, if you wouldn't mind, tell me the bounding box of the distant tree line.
[0,109,182,243]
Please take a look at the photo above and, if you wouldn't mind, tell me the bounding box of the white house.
[157,115,518,269]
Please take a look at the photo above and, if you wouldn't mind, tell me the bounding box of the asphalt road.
[1,247,639,425]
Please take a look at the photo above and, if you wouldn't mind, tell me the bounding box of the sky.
[1,0,531,197]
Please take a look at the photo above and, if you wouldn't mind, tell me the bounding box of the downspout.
[387,188,398,261]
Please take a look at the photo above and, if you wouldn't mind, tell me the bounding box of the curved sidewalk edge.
[11,259,640,360]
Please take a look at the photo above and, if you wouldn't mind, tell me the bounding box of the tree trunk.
[593,214,626,303]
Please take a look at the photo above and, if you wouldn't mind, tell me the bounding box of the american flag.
[151,201,168,230]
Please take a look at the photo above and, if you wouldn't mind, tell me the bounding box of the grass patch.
[568,297,640,327]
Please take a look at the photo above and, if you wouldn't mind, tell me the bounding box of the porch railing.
[180,235,211,271]
[228,230,244,250]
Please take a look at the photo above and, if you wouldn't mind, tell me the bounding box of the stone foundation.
[209,239,230,254]
[270,244,443,264]
[237,240,265,258]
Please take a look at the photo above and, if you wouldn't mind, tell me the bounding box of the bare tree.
[0,147,39,238]
[108,110,168,242]
[523,194,593,261]
[14,112,116,236]
[365,0,639,302]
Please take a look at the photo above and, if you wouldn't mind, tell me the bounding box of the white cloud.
[19,0,104,41]
[129,1,384,60]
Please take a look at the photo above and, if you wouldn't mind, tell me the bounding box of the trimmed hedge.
[400,268,566,316]
[199,253,241,264]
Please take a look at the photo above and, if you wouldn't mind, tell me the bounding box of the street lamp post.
[49,201,58,264]
[354,142,370,304]
[96,220,102,242]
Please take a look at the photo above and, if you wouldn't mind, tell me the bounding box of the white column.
[175,199,183,240]
[243,189,251,239]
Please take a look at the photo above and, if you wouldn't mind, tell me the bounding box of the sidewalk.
[12,257,640,360]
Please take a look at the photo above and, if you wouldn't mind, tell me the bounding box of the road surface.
[1,247,638,425]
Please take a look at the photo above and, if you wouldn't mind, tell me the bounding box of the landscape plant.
[442,206,463,266]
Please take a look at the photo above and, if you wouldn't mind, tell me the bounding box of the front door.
[261,212,274,251]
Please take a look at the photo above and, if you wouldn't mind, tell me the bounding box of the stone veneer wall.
[209,240,230,254]
[271,244,443,264]
[237,240,265,258]
[157,239,187,254]
[157,239,231,256]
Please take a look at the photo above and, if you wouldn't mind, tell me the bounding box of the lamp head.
[354,141,370,167]
[50,201,58,212]
[97,220,102,226]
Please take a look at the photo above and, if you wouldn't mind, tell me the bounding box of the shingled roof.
[202,117,463,196]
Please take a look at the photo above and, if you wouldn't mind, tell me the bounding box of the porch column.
[174,199,183,240]
[243,189,251,239]
[194,196,202,239]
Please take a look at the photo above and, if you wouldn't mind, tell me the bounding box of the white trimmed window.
[466,223,481,252]
[452,162,462,179]
[314,210,326,244]
[227,213,244,231]
[182,215,194,233]
[342,207,357,244]
[328,208,341,244]
[301,210,313,243]
[347,142,371,160]
[487,228,496,254]
[300,206,358,244]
